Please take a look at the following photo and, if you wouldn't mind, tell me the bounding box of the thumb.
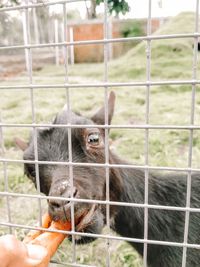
[26,244,49,267]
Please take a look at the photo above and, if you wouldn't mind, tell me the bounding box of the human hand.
[0,214,71,267]
[0,234,48,267]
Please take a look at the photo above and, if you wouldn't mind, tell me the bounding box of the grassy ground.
[0,12,200,267]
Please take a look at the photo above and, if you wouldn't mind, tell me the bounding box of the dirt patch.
[0,52,56,79]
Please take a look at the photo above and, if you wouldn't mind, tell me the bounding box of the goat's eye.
[87,132,100,146]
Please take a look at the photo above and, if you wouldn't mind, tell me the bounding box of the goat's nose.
[49,186,78,210]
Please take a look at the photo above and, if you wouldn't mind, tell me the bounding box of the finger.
[41,213,52,228]
[24,213,52,244]
[27,244,48,260]
[23,230,42,244]
[30,232,66,259]
[30,220,71,259]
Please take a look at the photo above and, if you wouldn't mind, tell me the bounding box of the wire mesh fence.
[0,0,200,267]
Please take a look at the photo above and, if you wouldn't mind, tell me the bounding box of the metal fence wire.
[0,0,200,267]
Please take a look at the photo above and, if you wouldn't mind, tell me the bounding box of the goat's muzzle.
[48,185,97,233]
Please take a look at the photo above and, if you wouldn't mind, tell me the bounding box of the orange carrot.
[24,214,71,265]
[30,220,71,260]
[23,213,52,244]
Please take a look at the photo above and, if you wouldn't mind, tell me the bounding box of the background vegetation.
[0,12,200,266]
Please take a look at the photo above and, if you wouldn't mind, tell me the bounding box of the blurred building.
[67,18,168,63]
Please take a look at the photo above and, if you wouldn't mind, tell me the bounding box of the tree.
[0,0,19,8]
[88,0,130,19]
[0,15,23,46]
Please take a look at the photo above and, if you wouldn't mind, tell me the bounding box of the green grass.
[0,12,200,267]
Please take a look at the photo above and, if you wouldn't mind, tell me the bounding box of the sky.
[65,0,197,19]
[126,0,197,18]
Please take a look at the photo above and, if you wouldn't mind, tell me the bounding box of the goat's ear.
[14,137,28,151]
[91,91,115,125]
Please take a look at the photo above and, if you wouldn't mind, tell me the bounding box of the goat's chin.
[69,210,104,245]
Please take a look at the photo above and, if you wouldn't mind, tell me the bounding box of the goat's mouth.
[75,204,96,232]
[66,204,104,244]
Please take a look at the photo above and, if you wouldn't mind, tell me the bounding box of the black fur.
[113,166,200,267]
[19,93,200,267]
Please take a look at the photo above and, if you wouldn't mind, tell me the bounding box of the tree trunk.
[89,0,97,19]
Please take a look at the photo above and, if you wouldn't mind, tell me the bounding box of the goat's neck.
[110,151,144,203]
[109,151,145,255]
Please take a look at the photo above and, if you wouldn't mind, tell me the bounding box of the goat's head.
[15,92,122,244]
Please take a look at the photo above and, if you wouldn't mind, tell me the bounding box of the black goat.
[15,92,200,267]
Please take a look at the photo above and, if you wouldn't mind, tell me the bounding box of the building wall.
[68,18,168,63]
[72,23,104,63]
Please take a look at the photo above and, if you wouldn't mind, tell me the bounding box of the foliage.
[0,0,19,8]
[51,9,81,20]
[96,0,130,17]
[0,0,15,7]
[0,13,23,46]
[121,21,145,38]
